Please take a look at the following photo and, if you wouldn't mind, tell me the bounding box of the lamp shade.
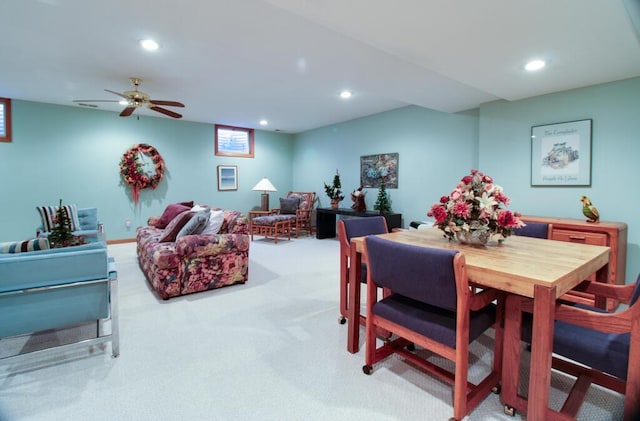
[252,178,277,192]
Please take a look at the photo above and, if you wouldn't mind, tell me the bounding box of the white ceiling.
[1,0,639,133]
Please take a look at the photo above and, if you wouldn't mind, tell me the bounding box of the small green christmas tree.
[324,169,345,201]
[48,199,74,248]
[373,184,392,214]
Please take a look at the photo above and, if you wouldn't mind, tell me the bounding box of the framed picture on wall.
[531,119,592,187]
[360,153,399,188]
[217,165,238,191]
[215,124,254,158]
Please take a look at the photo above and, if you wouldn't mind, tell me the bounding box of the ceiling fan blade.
[120,107,136,117]
[105,89,128,99]
[73,99,120,103]
[149,100,185,107]
[149,106,182,118]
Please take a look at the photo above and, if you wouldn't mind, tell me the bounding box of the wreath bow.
[119,144,165,204]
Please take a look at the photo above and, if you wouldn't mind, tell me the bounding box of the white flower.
[478,191,497,210]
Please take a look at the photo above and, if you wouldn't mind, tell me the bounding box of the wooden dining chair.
[336,216,388,325]
[361,236,502,421]
[504,274,640,420]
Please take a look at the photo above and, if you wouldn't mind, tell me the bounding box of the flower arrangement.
[427,169,523,243]
[119,144,166,204]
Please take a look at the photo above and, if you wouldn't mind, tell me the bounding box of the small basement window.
[0,98,11,142]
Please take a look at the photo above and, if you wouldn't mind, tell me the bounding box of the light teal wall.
[478,77,640,282]
[4,78,638,282]
[1,100,294,241]
[292,105,479,221]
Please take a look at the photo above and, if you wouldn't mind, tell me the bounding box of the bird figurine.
[580,195,600,223]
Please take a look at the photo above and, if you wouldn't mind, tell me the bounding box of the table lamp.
[252,177,277,211]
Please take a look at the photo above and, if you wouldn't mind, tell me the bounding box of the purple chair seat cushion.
[373,294,496,348]
[521,303,630,380]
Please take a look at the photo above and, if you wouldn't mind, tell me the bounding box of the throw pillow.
[156,203,191,229]
[279,197,299,215]
[159,210,195,243]
[201,209,225,235]
[176,209,210,238]
[36,204,81,232]
[1,238,50,253]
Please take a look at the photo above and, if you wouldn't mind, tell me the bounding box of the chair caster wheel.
[503,405,515,416]
[338,316,346,324]
[362,365,373,375]
[491,384,501,394]
[406,343,415,352]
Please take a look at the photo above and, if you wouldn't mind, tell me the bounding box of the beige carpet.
[0,237,624,420]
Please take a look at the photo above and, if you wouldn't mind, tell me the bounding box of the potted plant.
[324,170,345,209]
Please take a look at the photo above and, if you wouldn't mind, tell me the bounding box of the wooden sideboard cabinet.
[520,215,628,310]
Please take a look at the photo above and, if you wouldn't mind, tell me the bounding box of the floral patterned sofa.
[136,207,250,300]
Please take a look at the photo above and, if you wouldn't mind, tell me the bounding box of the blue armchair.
[0,241,119,363]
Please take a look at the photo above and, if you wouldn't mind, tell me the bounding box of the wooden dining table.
[348,227,610,420]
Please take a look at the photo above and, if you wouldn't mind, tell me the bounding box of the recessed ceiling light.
[140,39,159,51]
[340,90,352,99]
[525,59,546,72]
[259,119,268,126]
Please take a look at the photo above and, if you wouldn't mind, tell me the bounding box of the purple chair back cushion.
[343,217,388,283]
[343,216,387,241]
[365,236,459,311]
[514,222,549,239]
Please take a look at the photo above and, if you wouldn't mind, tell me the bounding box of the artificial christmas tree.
[373,184,392,214]
[48,199,85,248]
[324,169,345,208]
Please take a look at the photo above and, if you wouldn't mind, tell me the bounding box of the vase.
[330,199,340,209]
[455,229,489,246]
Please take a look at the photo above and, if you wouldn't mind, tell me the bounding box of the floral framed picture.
[360,153,398,188]
[215,124,254,158]
[531,119,592,187]
[217,165,238,191]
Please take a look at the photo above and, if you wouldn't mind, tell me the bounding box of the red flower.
[428,205,448,223]
[497,210,518,227]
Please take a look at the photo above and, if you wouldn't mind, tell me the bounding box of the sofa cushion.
[37,204,81,232]
[159,210,195,242]
[279,197,299,214]
[0,238,50,253]
[156,203,191,229]
[177,209,210,238]
[201,209,225,235]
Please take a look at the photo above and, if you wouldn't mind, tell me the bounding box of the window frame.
[0,97,11,143]
[214,124,255,158]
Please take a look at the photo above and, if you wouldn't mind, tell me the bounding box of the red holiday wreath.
[119,144,166,204]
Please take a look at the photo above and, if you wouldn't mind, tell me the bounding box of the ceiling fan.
[73,77,185,118]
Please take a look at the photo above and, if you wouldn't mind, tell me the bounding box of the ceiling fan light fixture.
[119,99,129,106]
[140,39,159,51]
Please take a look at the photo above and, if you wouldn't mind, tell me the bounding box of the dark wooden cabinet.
[521,215,627,309]
[315,207,402,239]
